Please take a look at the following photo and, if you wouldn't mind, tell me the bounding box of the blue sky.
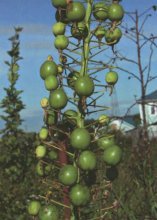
[0,0,157,131]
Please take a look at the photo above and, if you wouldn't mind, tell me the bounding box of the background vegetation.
[0,1,157,220]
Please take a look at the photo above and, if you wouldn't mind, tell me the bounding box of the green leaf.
[7,50,14,57]
[14,26,23,32]
[8,35,18,41]
[4,61,11,66]
[12,64,19,73]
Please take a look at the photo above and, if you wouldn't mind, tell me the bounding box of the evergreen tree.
[0,27,38,220]
[0,27,25,138]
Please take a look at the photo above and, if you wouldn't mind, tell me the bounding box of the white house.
[104,90,157,137]
[137,90,157,138]
[109,116,136,134]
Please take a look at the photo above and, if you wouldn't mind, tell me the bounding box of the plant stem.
[39,195,71,209]
[43,141,74,157]
[80,0,93,77]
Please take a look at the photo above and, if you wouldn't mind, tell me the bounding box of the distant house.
[137,90,157,137]
[109,115,136,133]
[101,90,157,137]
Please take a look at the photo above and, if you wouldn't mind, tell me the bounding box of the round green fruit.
[49,88,68,109]
[46,115,56,126]
[63,109,78,124]
[9,165,19,175]
[36,161,44,176]
[45,164,53,175]
[57,64,64,74]
[35,145,46,159]
[58,165,78,186]
[103,145,122,165]
[54,35,69,50]
[44,111,57,126]
[98,114,109,124]
[105,28,122,45]
[71,22,88,40]
[67,71,80,89]
[40,60,58,80]
[39,205,59,220]
[51,0,67,8]
[44,75,59,91]
[108,3,124,22]
[70,184,90,206]
[78,150,96,170]
[40,97,49,108]
[97,136,114,150]
[105,71,118,85]
[48,150,58,160]
[39,128,49,140]
[70,128,91,150]
[27,200,41,216]
[66,2,86,22]
[93,2,108,21]
[75,76,94,97]
[94,26,106,40]
[52,22,66,36]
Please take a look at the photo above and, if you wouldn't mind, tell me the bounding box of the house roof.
[110,115,136,133]
[137,90,157,103]
[123,115,137,126]
[111,115,137,127]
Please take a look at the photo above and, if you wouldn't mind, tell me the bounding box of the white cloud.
[23,40,53,50]
[21,108,43,118]
[0,23,52,36]
[22,23,52,36]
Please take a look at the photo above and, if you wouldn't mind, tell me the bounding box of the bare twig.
[144,41,154,89]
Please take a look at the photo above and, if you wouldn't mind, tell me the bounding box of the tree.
[28,0,125,219]
[0,27,26,178]
[0,28,41,220]
[109,5,157,219]
[0,27,27,180]
[0,27,25,137]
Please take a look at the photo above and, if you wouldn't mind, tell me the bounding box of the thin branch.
[115,51,138,66]
[86,107,111,115]
[144,41,154,89]
[89,66,108,75]
[140,35,157,49]
[121,24,157,49]
[89,47,108,60]
[88,93,104,106]
[62,52,81,65]
[69,40,81,48]
[146,75,157,84]
[125,12,136,22]
[122,32,137,43]
[139,14,151,33]
[115,66,141,81]
[123,102,137,119]
[142,65,148,74]
[139,6,153,17]
[68,98,78,107]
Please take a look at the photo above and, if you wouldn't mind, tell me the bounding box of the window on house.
[151,105,156,115]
